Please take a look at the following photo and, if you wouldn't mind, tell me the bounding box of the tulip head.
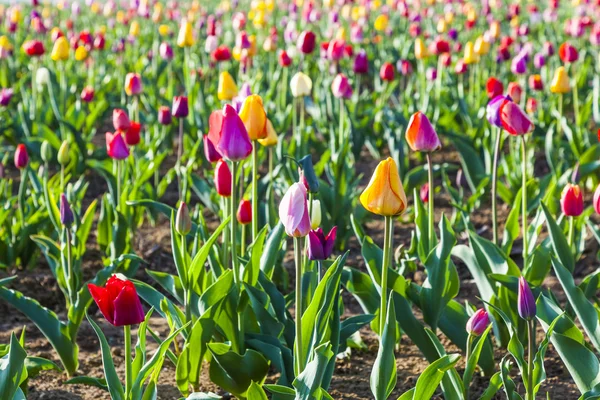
[310,199,321,230]
[353,50,368,74]
[177,19,194,48]
[278,50,292,67]
[239,94,267,140]
[124,73,142,96]
[380,62,395,81]
[105,132,130,160]
[172,96,189,118]
[81,86,95,103]
[279,182,311,237]
[14,144,29,170]
[486,77,504,99]
[414,38,427,60]
[331,73,352,98]
[499,100,534,135]
[290,72,312,97]
[58,140,70,166]
[158,106,172,125]
[297,30,316,54]
[561,183,583,217]
[420,183,429,203]
[517,277,536,320]
[258,119,278,147]
[528,74,543,91]
[113,109,131,132]
[23,40,45,57]
[175,202,192,235]
[207,105,252,162]
[88,274,145,326]
[159,42,174,60]
[204,134,222,162]
[237,199,252,225]
[0,88,13,106]
[214,159,232,197]
[593,184,600,215]
[75,46,88,61]
[464,41,479,64]
[510,55,527,75]
[360,157,407,216]
[60,194,74,227]
[124,122,141,146]
[466,309,490,336]
[507,82,523,104]
[307,227,337,261]
[559,42,578,63]
[550,67,570,94]
[405,112,441,152]
[218,71,238,101]
[51,36,69,61]
[486,95,510,127]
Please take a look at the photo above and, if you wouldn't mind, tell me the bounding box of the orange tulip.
[360,157,407,216]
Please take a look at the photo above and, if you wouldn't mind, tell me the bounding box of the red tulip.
[214,159,232,197]
[528,75,543,91]
[593,184,600,215]
[125,122,141,146]
[88,274,145,326]
[380,62,395,81]
[486,77,504,99]
[23,40,45,57]
[507,82,523,104]
[499,100,534,135]
[561,183,583,217]
[237,199,252,225]
[81,86,95,103]
[559,42,578,63]
[278,50,292,67]
[211,45,232,62]
[158,106,172,125]
[526,98,538,114]
[14,144,29,169]
[297,30,316,54]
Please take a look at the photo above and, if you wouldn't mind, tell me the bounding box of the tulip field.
[5,0,600,399]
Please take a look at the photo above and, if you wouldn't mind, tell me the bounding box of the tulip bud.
[60,193,74,227]
[360,157,407,216]
[239,94,267,140]
[290,72,312,98]
[81,86,95,103]
[175,202,192,235]
[507,82,522,104]
[204,134,222,162]
[593,183,600,215]
[14,144,28,169]
[331,73,352,98]
[113,109,131,132]
[158,106,172,125]
[125,122,141,146]
[528,74,543,91]
[278,50,292,67]
[58,140,70,166]
[307,227,337,261]
[561,183,583,217]
[405,112,442,152]
[420,183,429,203]
[353,50,368,74]
[559,42,578,63]
[214,159,232,197]
[279,182,311,237]
[526,98,538,114]
[105,132,130,160]
[486,77,504,99]
[88,274,145,326]
[207,105,252,162]
[41,140,52,163]
[124,73,142,96]
[217,71,238,101]
[237,199,252,225]
[380,62,395,81]
[550,67,570,94]
[310,199,321,230]
[297,30,316,54]
[466,309,489,336]
[50,36,69,61]
[172,96,189,118]
[517,277,536,320]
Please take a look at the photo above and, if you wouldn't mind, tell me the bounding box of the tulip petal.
[87,284,115,325]
[500,101,533,135]
[112,284,145,327]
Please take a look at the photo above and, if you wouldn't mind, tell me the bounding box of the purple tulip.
[207,104,253,162]
[60,194,74,227]
[0,88,13,106]
[279,182,311,237]
[307,227,337,260]
[486,95,511,128]
[466,309,490,336]
[172,96,189,118]
[511,56,527,75]
[518,277,536,320]
[426,67,438,81]
[448,28,458,41]
[533,53,546,69]
[331,74,351,98]
[353,50,368,74]
[159,42,173,61]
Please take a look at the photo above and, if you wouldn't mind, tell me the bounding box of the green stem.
[116,160,122,213]
[294,236,304,375]
[426,153,435,248]
[521,136,528,267]
[177,118,184,201]
[252,142,259,241]
[380,216,393,335]
[491,127,502,245]
[568,216,575,251]
[268,147,274,225]
[61,165,65,193]
[464,334,474,399]
[527,319,535,400]
[230,161,238,283]
[18,169,26,228]
[181,232,192,325]
[124,325,132,398]
[66,229,74,305]
[241,224,246,256]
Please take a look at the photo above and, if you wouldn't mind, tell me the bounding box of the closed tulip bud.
[58,140,70,165]
[507,82,523,104]
[420,183,429,203]
[426,68,437,81]
[380,62,395,81]
[327,39,345,61]
[0,88,13,107]
[593,184,600,215]
[307,227,337,261]
[217,71,238,101]
[511,55,527,75]
[23,40,45,57]
[124,73,142,96]
[297,30,316,54]
[80,86,94,103]
[74,45,88,61]
[353,50,368,74]
[464,41,479,64]
[331,73,352,98]
[405,112,441,152]
[105,132,130,160]
[518,277,536,320]
[239,94,267,140]
[237,199,252,225]
[258,119,278,147]
[88,274,145,326]
[414,38,427,60]
[157,106,172,125]
[204,134,222,162]
[310,199,321,230]
[466,309,490,336]
[175,202,192,235]
[207,105,252,162]
[374,14,389,31]
[212,46,232,62]
[60,193,74,227]
[474,36,490,55]
[125,122,141,146]
[526,98,538,114]
[129,20,140,37]
[360,157,407,216]
[290,72,312,97]
[550,67,570,94]
[529,74,543,91]
[41,141,52,163]
[499,99,534,135]
[177,19,194,48]
[113,109,131,132]
[486,77,504,99]
[214,159,232,197]
[278,50,292,67]
[14,144,29,169]
[279,182,311,237]
[159,42,174,60]
[51,36,69,61]
[559,42,578,63]
[455,59,468,74]
[533,53,546,69]
[172,96,189,118]
[561,183,583,217]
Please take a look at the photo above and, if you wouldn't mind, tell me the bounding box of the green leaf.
[479,372,503,400]
[247,381,269,400]
[370,292,397,400]
[0,334,28,399]
[188,217,230,293]
[541,202,575,273]
[146,270,184,305]
[86,315,125,400]
[260,222,285,278]
[65,376,108,391]
[404,354,461,400]
[293,343,335,400]
[463,326,493,391]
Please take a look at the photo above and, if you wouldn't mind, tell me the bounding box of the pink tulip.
[499,100,534,135]
[106,132,130,160]
[207,104,252,162]
[279,182,311,237]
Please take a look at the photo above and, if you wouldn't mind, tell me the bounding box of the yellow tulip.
[351,6,360,22]
[0,36,13,52]
[374,15,389,31]
[116,11,125,24]
[490,21,501,39]
[474,36,490,55]
[152,3,163,22]
[129,21,140,37]
[218,71,238,100]
[177,19,194,48]
[9,7,22,24]
[290,72,312,97]
[253,11,265,28]
[248,35,257,57]
[360,157,407,216]
[323,0,334,8]
[75,46,88,61]
[239,95,268,140]
[258,119,278,147]
[444,11,454,24]
[51,37,70,61]
[464,41,479,64]
[437,19,447,33]
[550,67,570,94]
[415,38,428,60]
[232,47,242,61]
[158,25,170,36]
[336,27,347,41]
[266,0,275,11]
[42,7,51,19]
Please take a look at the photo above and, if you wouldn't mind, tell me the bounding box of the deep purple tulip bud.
[158,106,172,125]
[426,67,438,81]
[511,55,527,75]
[448,28,458,41]
[307,227,337,260]
[172,96,189,118]
[353,50,368,74]
[466,309,490,336]
[518,277,536,320]
[60,194,74,227]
